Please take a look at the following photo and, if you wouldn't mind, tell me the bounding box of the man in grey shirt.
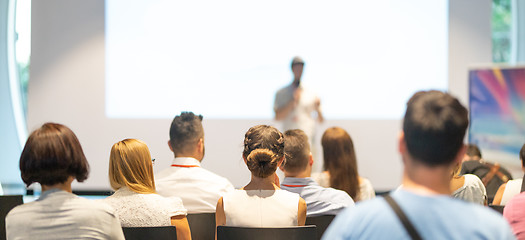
[280,129,354,216]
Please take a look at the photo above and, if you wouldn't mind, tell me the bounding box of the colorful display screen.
[469,67,525,166]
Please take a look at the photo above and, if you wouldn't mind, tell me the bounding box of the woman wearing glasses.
[102,138,191,240]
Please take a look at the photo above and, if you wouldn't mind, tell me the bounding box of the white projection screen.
[105,0,448,119]
[27,0,481,192]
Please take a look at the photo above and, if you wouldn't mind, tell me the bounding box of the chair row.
[1,196,334,240]
[123,225,318,240]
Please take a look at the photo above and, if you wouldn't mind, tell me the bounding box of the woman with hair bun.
[215,125,306,229]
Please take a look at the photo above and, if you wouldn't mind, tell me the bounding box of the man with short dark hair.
[155,112,234,213]
[464,144,483,161]
[323,91,514,239]
[280,129,354,216]
[274,57,323,142]
[461,143,513,203]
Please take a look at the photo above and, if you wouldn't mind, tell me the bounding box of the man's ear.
[198,138,204,153]
[168,140,174,152]
[398,131,409,165]
[309,153,314,166]
[398,131,406,155]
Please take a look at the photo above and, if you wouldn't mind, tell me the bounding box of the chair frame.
[122,226,177,240]
[217,225,317,240]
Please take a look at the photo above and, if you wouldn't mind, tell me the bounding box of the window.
[492,0,512,63]
[15,0,30,114]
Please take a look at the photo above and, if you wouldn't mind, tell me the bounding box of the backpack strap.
[384,194,423,240]
[482,163,500,186]
[495,171,510,183]
[521,174,525,193]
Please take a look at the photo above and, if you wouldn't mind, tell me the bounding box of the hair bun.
[246,149,278,178]
[248,149,273,163]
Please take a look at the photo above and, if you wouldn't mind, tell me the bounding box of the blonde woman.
[102,139,191,240]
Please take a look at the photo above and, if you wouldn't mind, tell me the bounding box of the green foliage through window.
[492,0,512,63]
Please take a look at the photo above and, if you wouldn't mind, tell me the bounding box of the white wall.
[27,0,494,191]
[448,0,492,106]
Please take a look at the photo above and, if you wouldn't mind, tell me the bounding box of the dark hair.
[465,144,482,159]
[20,123,89,187]
[169,112,204,154]
[283,129,310,174]
[321,127,360,200]
[520,144,525,167]
[290,56,305,69]
[243,125,284,178]
[403,90,468,166]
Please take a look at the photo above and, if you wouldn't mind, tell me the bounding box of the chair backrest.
[186,212,216,240]
[1,195,24,240]
[122,226,177,240]
[489,205,504,214]
[305,215,336,240]
[217,225,317,240]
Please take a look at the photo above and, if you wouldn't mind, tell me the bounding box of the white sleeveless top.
[223,189,300,227]
[501,178,522,205]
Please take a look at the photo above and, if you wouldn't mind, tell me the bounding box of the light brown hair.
[169,112,204,155]
[109,139,155,194]
[283,129,310,174]
[321,127,360,200]
[243,125,284,178]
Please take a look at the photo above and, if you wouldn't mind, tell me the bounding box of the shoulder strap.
[384,194,423,240]
[520,175,525,193]
[482,163,500,185]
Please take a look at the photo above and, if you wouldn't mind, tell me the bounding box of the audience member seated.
[504,192,525,239]
[450,158,487,205]
[323,91,513,239]
[216,125,307,228]
[102,139,191,240]
[155,112,234,213]
[280,129,354,216]
[461,144,512,203]
[312,127,375,202]
[6,123,125,240]
[494,143,525,206]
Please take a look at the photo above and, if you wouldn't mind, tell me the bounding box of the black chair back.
[489,205,504,214]
[305,215,336,240]
[122,226,177,240]
[1,195,24,240]
[217,225,317,240]
[186,213,216,240]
